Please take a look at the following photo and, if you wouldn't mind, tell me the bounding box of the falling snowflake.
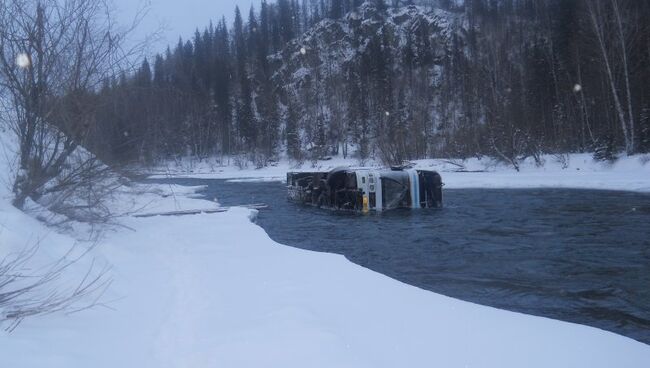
[300,47,306,55]
[573,84,582,93]
[15,53,30,69]
[385,111,390,117]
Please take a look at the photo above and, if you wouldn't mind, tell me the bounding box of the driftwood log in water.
[134,204,268,218]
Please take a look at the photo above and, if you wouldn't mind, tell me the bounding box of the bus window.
[381,177,410,209]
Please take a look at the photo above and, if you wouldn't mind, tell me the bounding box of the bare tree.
[0,0,144,210]
[611,0,635,152]
[586,0,636,154]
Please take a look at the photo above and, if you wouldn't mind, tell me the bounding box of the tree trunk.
[611,0,635,153]
[587,0,633,154]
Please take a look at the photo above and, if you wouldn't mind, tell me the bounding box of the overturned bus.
[287,167,443,212]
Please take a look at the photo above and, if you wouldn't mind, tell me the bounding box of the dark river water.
[150,178,650,344]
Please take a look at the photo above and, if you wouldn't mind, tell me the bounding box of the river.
[149,178,650,344]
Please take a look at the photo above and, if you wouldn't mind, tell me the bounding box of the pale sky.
[114,0,253,52]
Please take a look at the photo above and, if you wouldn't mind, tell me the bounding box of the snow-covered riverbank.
[3,196,650,367]
[151,153,650,192]
[2,133,650,367]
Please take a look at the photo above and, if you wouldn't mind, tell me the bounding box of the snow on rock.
[271,4,459,94]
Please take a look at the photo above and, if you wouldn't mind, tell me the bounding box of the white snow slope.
[2,128,650,367]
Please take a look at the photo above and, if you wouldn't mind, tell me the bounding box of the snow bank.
[150,153,650,192]
[3,203,650,367]
[5,205,650,367]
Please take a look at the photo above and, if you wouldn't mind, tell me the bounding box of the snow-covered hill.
[271,3,458,86]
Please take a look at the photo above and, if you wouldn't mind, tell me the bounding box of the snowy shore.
[2,141,650,367]
[150,153,650,193]
[2,198,650,367]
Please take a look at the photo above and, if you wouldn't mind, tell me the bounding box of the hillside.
[270,3,462,162]
[271,4,457,86]
[87,0,650,166]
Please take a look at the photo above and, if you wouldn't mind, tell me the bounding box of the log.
[134,204,268,218]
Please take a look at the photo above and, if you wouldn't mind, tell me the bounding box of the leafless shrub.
[0,241,111,332]
[489,136,523,172]
[554,152,571,169]
[250,151,270,169]
[530,144,546,168]
[640,155,650,166]
[233,154,250,170]
[290,155,306,169]
[32,150,128,224]
[377,135,409,167]
[488,128,546,171]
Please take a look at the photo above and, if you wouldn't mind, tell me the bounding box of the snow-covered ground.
[150,153,650,192]
[2,130,650,367]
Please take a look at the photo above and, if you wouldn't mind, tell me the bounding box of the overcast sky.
[114,0,253,52]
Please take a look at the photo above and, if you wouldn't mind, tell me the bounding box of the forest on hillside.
[87,0,650,167]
